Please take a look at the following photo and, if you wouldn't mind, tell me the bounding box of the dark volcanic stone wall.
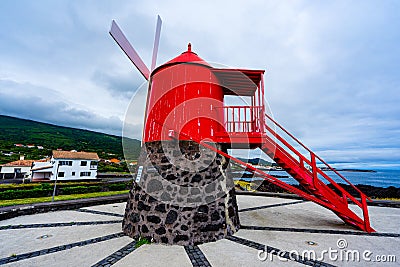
[123,140,240,245]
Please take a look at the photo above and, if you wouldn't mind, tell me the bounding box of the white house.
[31,150,99,181]
[0,157,34,179]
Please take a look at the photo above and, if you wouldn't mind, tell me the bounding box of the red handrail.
[216,106,371,201]
[263,113,371,201]
[217,105,372,228]
[262,128,364,207]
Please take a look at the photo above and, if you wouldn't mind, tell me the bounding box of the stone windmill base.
[122,140,240,245]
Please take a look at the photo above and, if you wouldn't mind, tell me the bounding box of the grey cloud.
[92,70,144,99]
[0,79,123,136]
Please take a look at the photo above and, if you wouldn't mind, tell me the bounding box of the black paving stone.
[76,208,124,218]
[91,240,137,267]
[184,245,212,267]
[0,220,121,230]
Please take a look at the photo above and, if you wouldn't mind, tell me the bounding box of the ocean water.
[234,169,400,188]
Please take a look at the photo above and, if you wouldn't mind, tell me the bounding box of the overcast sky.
[1,1,399,169]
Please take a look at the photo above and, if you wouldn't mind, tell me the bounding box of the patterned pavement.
[1,195,399,266]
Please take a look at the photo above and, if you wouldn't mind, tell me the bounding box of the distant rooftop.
[1,159,48,167]
[52,150,99,160]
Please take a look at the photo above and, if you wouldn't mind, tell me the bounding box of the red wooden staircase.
[257,113,375,232]
[204,108,374,232]
[165,106,375,232]
[201,139,375,233]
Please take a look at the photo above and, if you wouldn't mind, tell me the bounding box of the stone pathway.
[0,195,399,266]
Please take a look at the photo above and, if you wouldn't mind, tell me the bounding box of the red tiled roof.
[109,158,121,163]
[52,150,99,160]
[2,160,35,167]
[1,159,49,167]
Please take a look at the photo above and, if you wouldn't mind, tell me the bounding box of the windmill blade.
[109,20,150,80]
[151,15,162,71]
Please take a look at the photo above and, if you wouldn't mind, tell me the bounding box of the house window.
[80,172,91,177]
[90,161,98,169]
[14,168,21,174]
[81,161,87,166]
[59,161,72,166]
[72,172,75,176]
[58,172,65,177]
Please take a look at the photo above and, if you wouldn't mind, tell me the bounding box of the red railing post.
[311,152,318,187]
[231,107,233,132]
[361,194,372,232]
[342,192,348,206]
[250,105,254,131]
[238,107,241,132]
[300,157,304,170]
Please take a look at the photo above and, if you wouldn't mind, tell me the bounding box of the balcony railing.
[221,105,264,133]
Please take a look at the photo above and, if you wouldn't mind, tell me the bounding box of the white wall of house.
[31,162,52,180]
[0,166,31,179]
[31,171,51,180]
[31,158,98,181]
[51,157,98,180]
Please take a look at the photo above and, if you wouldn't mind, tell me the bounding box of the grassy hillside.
[0,115,141,164]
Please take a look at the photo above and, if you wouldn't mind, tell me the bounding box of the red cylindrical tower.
[144,43,225,142]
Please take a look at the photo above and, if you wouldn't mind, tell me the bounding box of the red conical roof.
[165,43,210,66]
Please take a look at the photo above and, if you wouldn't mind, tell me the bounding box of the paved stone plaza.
[1,195,399,266]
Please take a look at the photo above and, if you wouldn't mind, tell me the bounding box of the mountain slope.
[0,115,141,163]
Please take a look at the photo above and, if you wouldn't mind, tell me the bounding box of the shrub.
[60,186,102,195]
[0,182,106,192]
[40,183,53,190]
[0,181,131,200]
[135,236,151,248]
[0,184,41,192]
[0,188,51,200]
[107,183,128,191]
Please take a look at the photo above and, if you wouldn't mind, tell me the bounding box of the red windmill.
[110,16,374,245]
